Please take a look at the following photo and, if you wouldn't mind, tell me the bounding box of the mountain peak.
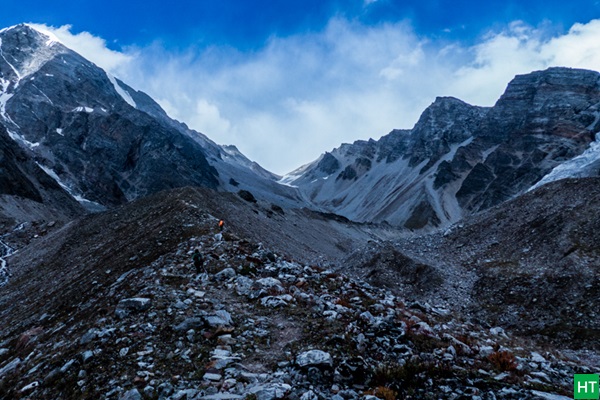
[0,23,61,47]
[0,23,67,90]
[498,66,600,105]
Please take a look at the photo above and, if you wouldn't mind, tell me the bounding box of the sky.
[3,1,600,174]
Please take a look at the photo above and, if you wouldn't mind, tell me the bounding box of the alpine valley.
[0,24,598,400]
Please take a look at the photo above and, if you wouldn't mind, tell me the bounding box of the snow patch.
[35,162,104,209]
[279,161,315,187]
[56,128,63,136]
[106,73,137,109]
[0,82,15,123]
[7,129,39,149]
[32,84,53,104]
[0,239,15,286]
[0,29,66,91]
[530,133,600,190]
[72,106,94,113]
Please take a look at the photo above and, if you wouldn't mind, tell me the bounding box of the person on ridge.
[192,249,204,273]
[218,220,224,231]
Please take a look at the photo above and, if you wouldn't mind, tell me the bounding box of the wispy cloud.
[33,19,600,174]
[28,23,134,72]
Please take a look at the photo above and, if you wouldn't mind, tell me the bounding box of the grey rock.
[119,388,142,400]
[80,328,98,345]
[0,357,21,377]
[479,346,495,357]
[205,310,233,327]
[203,372,222,381]
[172,389,199,400]
[60,359,76,373]
[531,352,547,363]
[235,276,254,296]
[117,297,151,311]
[216,267,236,280]
[296,350,333,368]
[81,350,94,363]
[300,390,318,400]
[19,381,39,393]
[174,317,205,331]
[199,394,244,400]
[248,383,292,400]
[260,296,288,308]
[43,367,62,385]
[530,390,571,400]
[157,382,174,397]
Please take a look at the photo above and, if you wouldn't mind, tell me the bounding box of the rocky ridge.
[0,201,587,399]
[285,67,600,230]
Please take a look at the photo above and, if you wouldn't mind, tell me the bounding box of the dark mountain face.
[287,67,600,230]
[0,25,219,210]
[0,124,84,231]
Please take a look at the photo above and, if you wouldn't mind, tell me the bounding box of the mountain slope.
[286,67,600,229]
[0,123,84,232]
[444,177,600,349]
[0,185,590,399]
[0,24,301,215]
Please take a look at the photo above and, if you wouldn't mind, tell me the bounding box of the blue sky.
[3,1,600,173]
[4,1,598,49]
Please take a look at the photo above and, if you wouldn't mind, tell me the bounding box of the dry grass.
[488,350,518,372]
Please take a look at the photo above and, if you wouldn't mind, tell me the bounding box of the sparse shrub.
[488,350,517,372]
[15,326,44,354]
[270,204,284,215]
[335,296,351,308]
[366,386,397,400]
[370,360,454,395]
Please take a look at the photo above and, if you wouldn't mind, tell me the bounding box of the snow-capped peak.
[0,24,62,47]
[0,24,67,86]
[24,23,63,47]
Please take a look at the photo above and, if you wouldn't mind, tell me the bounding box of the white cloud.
[28,23,134,73]
[28,19,600,174]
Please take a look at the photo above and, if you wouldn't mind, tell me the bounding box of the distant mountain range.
[284,67,600,229]
[1,23,600,232]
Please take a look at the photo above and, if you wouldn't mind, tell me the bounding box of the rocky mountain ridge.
[285,67,600,230]
[0,24,300,221]
[0,186,592,399]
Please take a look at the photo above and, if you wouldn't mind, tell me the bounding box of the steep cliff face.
[0,25,219,209]
[0,124,84,231]
[0,24,301,215]
[285,67,600,229]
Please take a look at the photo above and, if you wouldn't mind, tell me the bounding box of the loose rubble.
[0,218,593,399]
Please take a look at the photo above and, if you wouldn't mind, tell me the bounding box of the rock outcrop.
[285,67,600,230]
